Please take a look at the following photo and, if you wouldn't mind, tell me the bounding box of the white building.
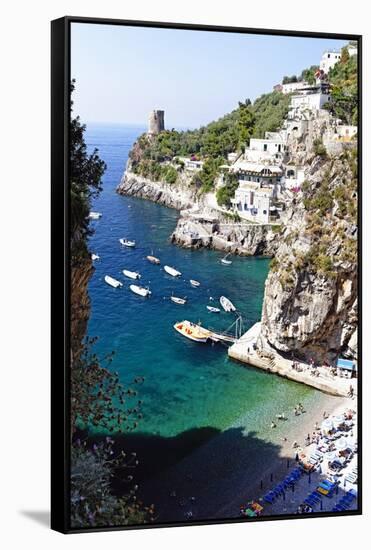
[249,137,287,156]
[178,157,204,171]
[281,81,309,94]
[284,166,306,189]
[320,50,341,74]
[231,183,275,224]
[290,91,330,112]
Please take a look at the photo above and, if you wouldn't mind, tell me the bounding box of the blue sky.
[71,23,347,129]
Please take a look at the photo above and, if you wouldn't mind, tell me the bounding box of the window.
[263,144,267,151]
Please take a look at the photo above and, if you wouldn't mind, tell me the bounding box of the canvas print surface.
[69,22,359,529]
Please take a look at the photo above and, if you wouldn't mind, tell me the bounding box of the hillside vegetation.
[129,92,291,191]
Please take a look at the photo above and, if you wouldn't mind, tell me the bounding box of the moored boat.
[221,253,232,265]
[104,275,123,288]
[206,305,220,313]
[123,269,141,280]
[220,295,236,312]
[89,211,102,220]
[190,279,200,287]
[119,238,136,247]
[164,265,182,277]
[91,253,100,261]
[147,255,160,265]
[170,296,187,305]
[173,320,210,343]
[129,284,151,297]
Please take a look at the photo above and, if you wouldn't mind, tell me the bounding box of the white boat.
[206,306,220,313]
[221,253,232,265]
[164,265,182,277]
[171,296,187,305]
[147,255,160,265]
[91,253,100,261]
[174,320,210,343]
[104,275,123,288]
[123,269,141,280]
[89,211,102,220]
[129,284,151,297]
[119,238,136,247]
[220,295,236,312]
[190,279,200,287]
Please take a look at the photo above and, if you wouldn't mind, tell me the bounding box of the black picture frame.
[51,16,362,534]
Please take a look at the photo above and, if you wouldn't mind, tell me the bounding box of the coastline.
[138,390,354,523]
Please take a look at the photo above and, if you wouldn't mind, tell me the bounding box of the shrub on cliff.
[216,172,239,207]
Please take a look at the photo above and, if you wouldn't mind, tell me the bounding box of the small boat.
[129,284,151,297]
[89,211,102,220]
[190,279,200,287]
[123,269,141,280]
[91,253,100,261]
[221,253,232,265]
[119,238,136,247]
[206,306,220,313]
[164,265,182,277]
[171,296,187,305]
[220,295,236,312]
[147,255,160,265]
[104,275,123,288]
[174,320,210,343]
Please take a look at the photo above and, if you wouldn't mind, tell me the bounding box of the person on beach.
[314,421,319,431]
[271,421,277,428]
[294,406,300,416]
[348,385,354,398]
[298,403,305,413]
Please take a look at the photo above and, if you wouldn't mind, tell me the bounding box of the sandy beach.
[137,391,357,523]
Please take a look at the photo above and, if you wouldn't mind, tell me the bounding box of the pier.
[228,323,356,398]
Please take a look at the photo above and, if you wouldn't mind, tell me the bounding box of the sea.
[85,123,324,471]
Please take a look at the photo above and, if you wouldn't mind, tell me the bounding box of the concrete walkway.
[228,323,356,397]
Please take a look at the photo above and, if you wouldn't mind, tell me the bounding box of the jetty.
[228,323,356,398]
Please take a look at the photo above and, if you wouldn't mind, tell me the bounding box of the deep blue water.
[85,123,319,441]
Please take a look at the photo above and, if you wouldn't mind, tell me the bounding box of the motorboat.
[171,296,187,305]
[220,295,236,312]
[89,211,102,220]
[206,305,220,313]
[119,238,136,247]
[221,253,232,265]
[190,279,200,287]
[129,284,151,297]
[91,253,100,261]
[104,275,123,288]
[173,320,210,343]
[123,269,141,280]
[147,255,160,264]
[164,265,182,277]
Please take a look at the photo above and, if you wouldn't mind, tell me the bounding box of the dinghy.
[104,275,123,288]
[206,305,220,313]
[221,253,232,265]
[147,255,160,265]
[123,269,141,280]
[164,265,182,277]
[91,253,100,261]
[119,238,136,247]
[220,295,236,312]
[190,279,200,287]
[89,211,102,220]
[129,284,151,297]
[171,296,187,305]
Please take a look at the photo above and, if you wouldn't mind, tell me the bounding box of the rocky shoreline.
[117,166,279,257]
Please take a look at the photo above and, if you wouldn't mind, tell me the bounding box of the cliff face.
[70,257,93,365]
[260,150,358,363]
[117,160,199,211]
[171,214,278,256]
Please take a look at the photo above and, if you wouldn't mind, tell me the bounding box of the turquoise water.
[85,123,319,442]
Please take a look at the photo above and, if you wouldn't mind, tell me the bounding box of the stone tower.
[148,110,165,135]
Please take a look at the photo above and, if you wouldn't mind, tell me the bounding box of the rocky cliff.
[260,149,358,363]
[71,257,93,365]
[171,212,278,256]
